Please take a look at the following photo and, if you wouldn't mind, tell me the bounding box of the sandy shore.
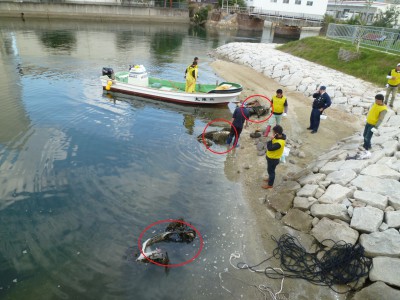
[211,60,366,298]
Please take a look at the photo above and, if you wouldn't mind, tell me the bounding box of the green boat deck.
[114,71,238,93]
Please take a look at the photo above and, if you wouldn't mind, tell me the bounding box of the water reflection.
[102,91,232,124]
[150,32,184,64]
[38,30,77,52]
[0,18,265,299]
[188,25,207,40]
[116,31,136,50]
[183,114,195,135]
[0,32,31,146]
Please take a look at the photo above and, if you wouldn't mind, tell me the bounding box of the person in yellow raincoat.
[185,61,198,93]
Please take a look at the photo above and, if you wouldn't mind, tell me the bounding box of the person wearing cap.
[262,125,286,189]
[363,94,387,151]
[263,89,288,137]
[307,85,331,134]
[226,100,249,148]
[384,63,400,108]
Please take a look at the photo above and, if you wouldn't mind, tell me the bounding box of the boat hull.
[100,76,241,105]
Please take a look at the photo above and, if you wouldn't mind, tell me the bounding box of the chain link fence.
[326,23,400,53]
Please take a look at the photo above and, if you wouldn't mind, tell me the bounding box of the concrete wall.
[0,3,189,22]
[236,13,264,31]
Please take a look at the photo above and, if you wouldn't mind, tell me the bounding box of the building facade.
[327,0,394,24]
[245,0,329,19]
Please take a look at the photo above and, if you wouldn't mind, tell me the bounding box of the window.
[306,1,313,5]
[283,0,289,3]
[295,0,301,4]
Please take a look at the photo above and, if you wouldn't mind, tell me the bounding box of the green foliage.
[345,15,362,25]
[193,6,210,25]
[277,36,400,86]
[321,14,341,33]
[323,14,336,25]
[217,0,247,8]
[372,6,400,28]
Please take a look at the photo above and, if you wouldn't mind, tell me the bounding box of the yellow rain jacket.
[387,69,400,87]
[272,95,287,114]
[185,65,198,93]
[266,137,285,159]
[367,103,387,126]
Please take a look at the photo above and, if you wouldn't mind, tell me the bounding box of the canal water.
[0,18,307,299]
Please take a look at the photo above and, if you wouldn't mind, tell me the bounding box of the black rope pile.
[237,234,372,293]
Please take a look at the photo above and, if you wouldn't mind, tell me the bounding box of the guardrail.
[0,0,187,8]
[220,5,323,23]
[326,23,400,53]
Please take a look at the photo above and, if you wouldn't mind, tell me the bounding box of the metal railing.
[326,23,400,53]
[220,5,323,22]
[249,7,323,22]
[0,0,188,8]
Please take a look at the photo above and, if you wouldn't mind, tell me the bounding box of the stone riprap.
[213,42,400,289]
[293,129,400,287]
[213,43,399,114]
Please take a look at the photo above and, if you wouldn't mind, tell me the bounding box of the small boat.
[100,65,242,105]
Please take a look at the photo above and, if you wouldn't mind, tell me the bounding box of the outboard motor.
[102,67,115,80]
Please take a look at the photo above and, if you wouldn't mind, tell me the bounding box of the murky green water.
[0,18,286,299]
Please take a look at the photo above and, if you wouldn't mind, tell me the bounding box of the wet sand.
[211,60,365,299]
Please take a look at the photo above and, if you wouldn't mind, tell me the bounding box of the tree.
[193,6,210,25]
[372,6,400,28]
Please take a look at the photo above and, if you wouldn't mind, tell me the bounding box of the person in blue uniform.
[307,86,331,134]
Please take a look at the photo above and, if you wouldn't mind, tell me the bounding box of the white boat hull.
[100,76,241,105]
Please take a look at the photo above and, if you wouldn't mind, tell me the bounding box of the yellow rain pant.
[185,66,198,93]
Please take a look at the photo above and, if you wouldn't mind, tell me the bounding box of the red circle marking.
[138,219,204,268]
[202,118,238,155]
[241,94,273,124]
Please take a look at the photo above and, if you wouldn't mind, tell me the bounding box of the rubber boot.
[263,125,271,137]
[226,134,233,145]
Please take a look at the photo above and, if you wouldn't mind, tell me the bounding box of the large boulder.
[296,184,319,198]
[352,281,400,300]
[350,207,383,233]
[325,169,357,186]
[319,184,353,204]
[319,161,346,174]
[381,140,399,156]
[385,210,400,228]
[353,190,388,210]
[361,164,400,180]
[266,192,294,214]
[293,196,317,211]
[281,208,313,233]
[310,203,350,222]
[339,159,371,174]
[298,173,326,186]
[351,175,400,201]
[359,228,400,257]
[311,217,359,246]
[369,257,400,288]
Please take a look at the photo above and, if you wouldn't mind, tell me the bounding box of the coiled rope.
[233,234,372,294]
